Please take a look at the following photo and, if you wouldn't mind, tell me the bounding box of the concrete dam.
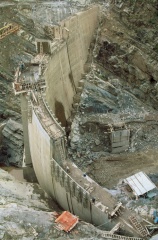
[13,5,145,239]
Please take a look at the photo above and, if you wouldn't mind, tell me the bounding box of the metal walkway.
[101,232,142,240]
[129,216,148,238]
[13,79,46,95]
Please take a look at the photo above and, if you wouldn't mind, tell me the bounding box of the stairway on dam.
[12,4,151,240]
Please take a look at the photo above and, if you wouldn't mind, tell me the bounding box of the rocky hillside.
[0,168,116,239]
[69,0,158,188]
[97,0,158,110]
[1,119,23,166]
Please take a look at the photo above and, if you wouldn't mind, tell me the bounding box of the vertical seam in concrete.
[21,94,32,166]
[76,14,84,68]
[50,139,57,199]
[65,41,77,93]
[69,192,75,214]
[66,192,71,212]
[52,175,57,202]
[58,49,71,107]
[90,202,93,223]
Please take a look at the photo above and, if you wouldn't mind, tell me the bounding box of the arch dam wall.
[20,5,143,238]
[28,5,112,227]
[44,6,99,126]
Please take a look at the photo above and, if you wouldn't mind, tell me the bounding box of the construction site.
[1,0,158,239]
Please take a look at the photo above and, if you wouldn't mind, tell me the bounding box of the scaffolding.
[13,79,46,95]
[0,23,19,40]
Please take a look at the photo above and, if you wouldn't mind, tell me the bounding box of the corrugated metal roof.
[55,211,78,232]
[124,172,156,196]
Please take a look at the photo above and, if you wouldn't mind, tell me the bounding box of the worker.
[92,197,96,204]
[19,61,25,72]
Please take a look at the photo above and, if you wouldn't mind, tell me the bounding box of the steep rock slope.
[1,119,23,166]
[69,0,158,188]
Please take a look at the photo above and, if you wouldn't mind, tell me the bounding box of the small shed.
[124,172,156,197]
[55,211,78,232]
[110,129,130,153]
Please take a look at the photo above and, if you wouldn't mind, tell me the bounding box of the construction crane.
[0,23,19,40]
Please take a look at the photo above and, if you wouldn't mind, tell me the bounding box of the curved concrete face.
[27,107,111,228]
[44,6,99,125]
[28,99,143,238]
[28,108,111,227]
[28,111,54,196]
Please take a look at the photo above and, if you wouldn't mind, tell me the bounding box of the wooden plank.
[112,140,129,148]
[111,145,128,153]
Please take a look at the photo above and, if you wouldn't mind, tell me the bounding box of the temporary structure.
[55,211,78,232]
[124,172,156,197]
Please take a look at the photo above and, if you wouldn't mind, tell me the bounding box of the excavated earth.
[1,0,158,239]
